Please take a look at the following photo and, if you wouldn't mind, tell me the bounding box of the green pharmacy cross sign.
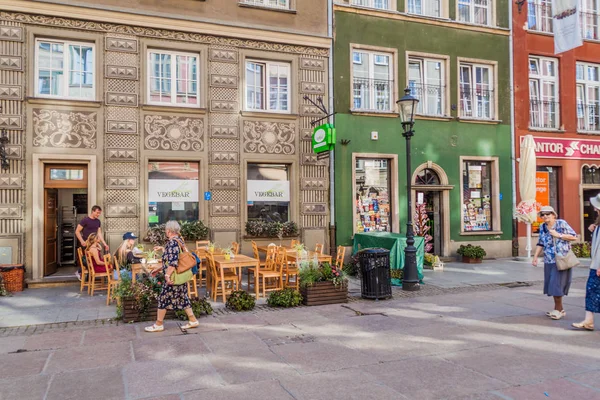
[312,124,336,154]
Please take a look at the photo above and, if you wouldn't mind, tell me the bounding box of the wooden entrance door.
[44,189,58,276]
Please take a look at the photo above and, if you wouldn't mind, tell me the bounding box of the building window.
[147,161,199,226]
[529,56,559,129]
[458,0,491,25]
[352,49,394,112]
[148,50,199,107]
[462,160,494,232]
[408,57,445,116]
[247,163,291,222]
[355,158,392,233]
[580,0,599,40]
[239,0,290,9]
[459,62,494,119]
[35,39,95,100]
[577,62,600,132]
[527,0,553,32]
[245,61,290,113]
[351,0,391,9]
[533,166,559,233]
[408,0,441,17]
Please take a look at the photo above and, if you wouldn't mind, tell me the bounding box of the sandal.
[181,320,199,330]
[546,310,566,318]
[572,321,594,331]
[548,310,564,320]
[144,324,165,333]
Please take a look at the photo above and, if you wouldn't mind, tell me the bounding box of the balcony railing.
[527,2,553,33]
[580,11,600,40]
[239,0,290,10]
[459,89,494,119]
[353,77,393,112]
[409,83,445,116]
[529,99,559,129]
[577,103,600,131]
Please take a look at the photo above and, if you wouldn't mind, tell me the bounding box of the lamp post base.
[402,242,421,291]
[402,281,420,291]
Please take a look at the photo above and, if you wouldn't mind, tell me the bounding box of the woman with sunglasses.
[532,206,577,320]
[572,194,600,331]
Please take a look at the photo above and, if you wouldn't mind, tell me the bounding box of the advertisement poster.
[553,0,582,54]
[468,165,482,188]
[247,180,290,202]
[148,179,199,202]
[533,171,550,233]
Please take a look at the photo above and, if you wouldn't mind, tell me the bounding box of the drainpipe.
[509,0,518,257]
[328,0,336,251]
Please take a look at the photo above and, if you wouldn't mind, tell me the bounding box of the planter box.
[300,281,348,306]
[461,256,482,264]
[121,297,176,323]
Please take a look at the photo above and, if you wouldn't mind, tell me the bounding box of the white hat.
[590,194,600,210]
[538,205,557,218]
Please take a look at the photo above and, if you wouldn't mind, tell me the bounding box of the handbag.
[171,269,193,285]
[553,237,581,271]
[175,239,196,274]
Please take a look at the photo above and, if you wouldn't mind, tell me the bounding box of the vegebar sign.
[148,179,199,202]
[522,136,600,159]
[247,180,290,202]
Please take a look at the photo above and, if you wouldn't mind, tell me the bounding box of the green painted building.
[333,0,512,258]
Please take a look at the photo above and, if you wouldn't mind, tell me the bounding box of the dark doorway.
[584,189,600,242]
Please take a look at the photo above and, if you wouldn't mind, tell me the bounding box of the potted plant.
[245,220,299,238]
[457,244,486,263]
[299,261,348,306]
[180,220,209,242]
[113,275,175,322]
[222,246,233,260]
[207,241,216,253]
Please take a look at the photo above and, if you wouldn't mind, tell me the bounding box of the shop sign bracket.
[303,95,336,127]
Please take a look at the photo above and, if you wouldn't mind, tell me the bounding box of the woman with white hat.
[532,205,577,320]
[572,194,600,331]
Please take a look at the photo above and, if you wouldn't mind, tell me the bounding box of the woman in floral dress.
[145,220,198,332]
[532,206,577,320]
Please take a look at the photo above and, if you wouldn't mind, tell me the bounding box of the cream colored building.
[0,0,331,282]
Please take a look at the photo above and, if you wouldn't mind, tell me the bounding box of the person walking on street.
[75,205,109,280]
[572,195,600,331]
[145,220,198,333]
[532,205,578,320]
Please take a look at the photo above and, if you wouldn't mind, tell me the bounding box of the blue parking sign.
[204,191,212,201]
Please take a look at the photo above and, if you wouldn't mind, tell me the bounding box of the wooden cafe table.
[256,246,333,264]
[211,254,260,302]
[131,261,162,283]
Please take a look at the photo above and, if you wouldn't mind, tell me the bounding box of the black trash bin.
[359,248,392,300]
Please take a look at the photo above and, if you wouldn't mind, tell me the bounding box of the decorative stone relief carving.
[301,178,328,191]
[106,203,137,217]
[33,109,96,148]
[301,154,322,165]
[210,100,237,113]
[5,145,22,159]
[0,204,23,219]
[211,203,239,216]
[210,177,239,190]
[0,26,23,41]
[301,58,325,71]
[105,149,138,162]
[0,12,329,57]
[242,121,295,154]
[302,203,328,215]
[0,115,22,130]
[0,56,22,71]
[300,105,325,116]
[0,175,23,189]
[105,37,138,53]
[210,74,237,88]
[106,120,137,134]
[106,92,138,107]
[210,152,239,164]
[300,82,325,95]
[301,129,312,141]
[209,49,238,63]
[211,125,238,138]
[106,176,138,189]
[144,115,204,151]
[0,85,22,100]
[105,65,138,80]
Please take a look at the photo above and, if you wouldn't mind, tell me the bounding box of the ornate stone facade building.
[0,0,331,281]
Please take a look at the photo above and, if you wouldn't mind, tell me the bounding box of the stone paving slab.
[46,366,125,400]
[0,350,50,378]
[183,380,295,400]
[45,340,133,374]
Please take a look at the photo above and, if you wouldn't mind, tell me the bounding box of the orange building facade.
[513,0,600,250]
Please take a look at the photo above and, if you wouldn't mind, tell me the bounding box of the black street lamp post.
[397,88,420,291]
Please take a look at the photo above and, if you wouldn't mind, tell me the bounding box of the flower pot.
[121,296,175,322]
[224,253,231,260]
[300,281,348,306]
[462,256,482,264]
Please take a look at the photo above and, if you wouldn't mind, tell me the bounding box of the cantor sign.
[521,136,600,159]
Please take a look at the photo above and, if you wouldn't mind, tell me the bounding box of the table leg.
[220,267,226,303]
[254,261,259,298]
[132,268,136,283]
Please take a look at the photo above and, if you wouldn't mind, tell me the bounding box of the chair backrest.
[315,243,324,254]
[251,240,259,259]
[265,246,277,269]
[77,247,86,273]
[103,254,113,280]
[335,245,346,270]
[291,239,298,247]
[232,241,240,255]
[205,252,217,278]
[196,240,210,250]
[273,246,287,274]
[85,251,94,276]
[112,256,121,280]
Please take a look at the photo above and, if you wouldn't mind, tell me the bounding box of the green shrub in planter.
[390,269,403,280]
[245,220,299,237]
[175,297,213,320]
[572,242,591,258]
[226,290,256,311]
[267,288,303,308]
[179,220,209,242]
[457,244,486,259]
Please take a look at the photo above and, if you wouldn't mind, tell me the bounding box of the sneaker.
[75,271,81,281]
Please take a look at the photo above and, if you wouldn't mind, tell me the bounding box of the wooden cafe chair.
[247,241,275,292]
[86,250,110,297]
[335,245,346,271]
[206,252,238,301]
[77,247,91,294]
[231,241,240,255]
[258,246,285,297]
[315,243,324,254]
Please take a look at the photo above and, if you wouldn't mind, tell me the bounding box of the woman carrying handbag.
[532,206,578,320]
[145,220,199,333]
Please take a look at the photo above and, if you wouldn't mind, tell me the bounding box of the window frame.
[239,0,291,10]
[576,61,600,132]
[351,46,396,113]
[459,156,502,235]
[457,57,498,121]
[527,0,554,33]
[406,0,447,18]
[457,0,493,26]
[146,49,201,108]
[406,52,451,118]
[34,38,96,101]
[244,59,292,114]
[350,0,396,11]
[580,0,599,40]
[528,55,560,130]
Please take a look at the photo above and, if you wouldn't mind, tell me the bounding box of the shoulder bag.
[553,223,580,271]
[175,238,197,274]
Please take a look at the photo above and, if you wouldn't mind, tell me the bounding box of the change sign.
[312,123,335,154]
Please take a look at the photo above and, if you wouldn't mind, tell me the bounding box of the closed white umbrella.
[517,135,537,258]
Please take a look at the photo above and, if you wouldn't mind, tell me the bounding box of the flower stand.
[300,281,348,306]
